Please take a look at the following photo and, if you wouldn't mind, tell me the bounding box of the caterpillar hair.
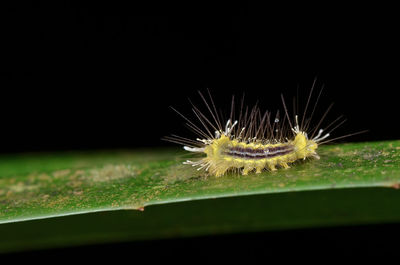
[164,81,366,177]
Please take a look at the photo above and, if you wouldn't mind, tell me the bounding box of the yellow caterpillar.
[165,84,359,177]
[182,117,325,177]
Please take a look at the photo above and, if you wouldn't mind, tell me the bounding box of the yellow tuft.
[292,132,319,160]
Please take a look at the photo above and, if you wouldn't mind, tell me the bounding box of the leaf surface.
[1,141,399,223]
[1,141,400,252]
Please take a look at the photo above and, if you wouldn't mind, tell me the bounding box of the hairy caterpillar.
[165,82,363,177]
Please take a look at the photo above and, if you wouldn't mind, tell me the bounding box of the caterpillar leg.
[214,168,229,177]
[266,164,277,171]
[242,166,254,175]
[280,162,290,169]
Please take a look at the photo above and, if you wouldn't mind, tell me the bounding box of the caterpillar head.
[293,131,324,160]
[290,113,328,160]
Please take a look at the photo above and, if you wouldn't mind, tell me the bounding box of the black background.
[4,223,400,261]
[1,2,400,260]
[1,3,398,154]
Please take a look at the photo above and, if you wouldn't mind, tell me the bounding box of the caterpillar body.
[165,84,356,177]
[182,120,324,177]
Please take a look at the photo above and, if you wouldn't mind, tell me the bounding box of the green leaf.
[1,140,400,252]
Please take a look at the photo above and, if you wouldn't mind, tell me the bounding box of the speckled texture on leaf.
[1,141,400,224]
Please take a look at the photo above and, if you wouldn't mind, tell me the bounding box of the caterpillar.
[165,82,362,177]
